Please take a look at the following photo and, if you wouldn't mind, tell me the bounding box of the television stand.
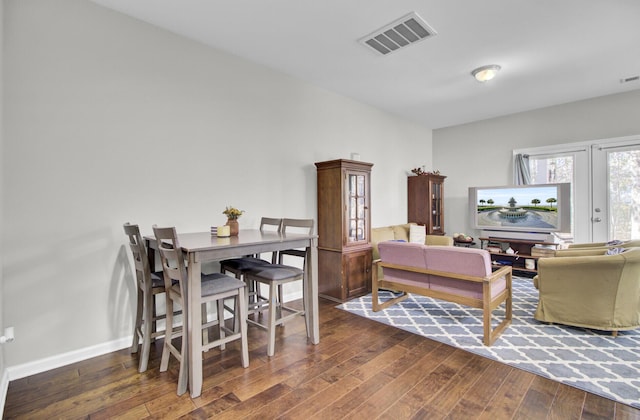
[480,229,562,243]
[479,237,559,277]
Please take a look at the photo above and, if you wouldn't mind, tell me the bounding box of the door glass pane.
[607,150,640,241]
[349,219,356,240]
[347,174,367,242]
[357,197,365,218]
[529,156,574,184]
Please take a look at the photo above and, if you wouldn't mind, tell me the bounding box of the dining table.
[145,229,319,398]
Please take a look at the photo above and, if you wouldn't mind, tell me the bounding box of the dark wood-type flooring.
[4,298,640,419]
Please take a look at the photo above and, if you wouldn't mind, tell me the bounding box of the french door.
[592,140,640,242]
[517,135,640,243]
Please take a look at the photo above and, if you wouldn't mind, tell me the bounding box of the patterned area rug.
[337,277,640,408]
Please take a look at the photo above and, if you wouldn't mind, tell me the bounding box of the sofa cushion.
[425,235,454,246]
[378,241,430,286]
[424,246,504,300]
[429,274,507,300]
[392,224,411,242]
[372,227,395,260]
[424,246,492,277]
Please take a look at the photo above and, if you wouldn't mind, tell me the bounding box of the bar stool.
[277,218,315,308]
[153,225,249,396]
[124,222,178,373]
[243,218,314,357]
[220,217,282,309]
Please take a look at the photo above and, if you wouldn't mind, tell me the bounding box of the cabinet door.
[344,250,372,299]
[345,170,370,246]
[430,178,444,235]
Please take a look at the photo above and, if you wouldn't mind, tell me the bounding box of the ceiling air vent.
[359,12,437,56]
[620,75,639,84]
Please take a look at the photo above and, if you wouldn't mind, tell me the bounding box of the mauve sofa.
[371,223,453,280]
[374,241,512,345]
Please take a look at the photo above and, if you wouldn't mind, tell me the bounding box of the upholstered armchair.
[533,247,640,335]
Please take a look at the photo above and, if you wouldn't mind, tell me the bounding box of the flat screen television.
[468,183,571,234]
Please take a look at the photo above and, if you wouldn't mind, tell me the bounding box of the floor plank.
[478,367,534,420]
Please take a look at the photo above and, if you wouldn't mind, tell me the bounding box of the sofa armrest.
[568,241,608,248]
[554,248,608,257]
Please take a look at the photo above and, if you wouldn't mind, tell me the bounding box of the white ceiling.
[90,0,640,129]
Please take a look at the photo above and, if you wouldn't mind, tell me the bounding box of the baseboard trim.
[6,336,131,382]
[283,290,303,304]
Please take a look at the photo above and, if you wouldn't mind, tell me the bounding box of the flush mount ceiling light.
[471,64,501,82]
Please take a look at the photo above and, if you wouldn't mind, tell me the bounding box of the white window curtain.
[514,153,531,185]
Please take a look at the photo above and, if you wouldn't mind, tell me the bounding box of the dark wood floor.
[4,298,640,419]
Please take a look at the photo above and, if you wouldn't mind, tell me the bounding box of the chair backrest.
[282,218,314,235]
[152,225,188,292]
[260,217,283,233]
[123,223,152,288]
[279,219,314,264]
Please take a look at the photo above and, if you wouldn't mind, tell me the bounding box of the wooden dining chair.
[277,218,315,304]
[243,218,313,357]
[152,225,249,396]
[220,217,282,308]
[124,222,178,373]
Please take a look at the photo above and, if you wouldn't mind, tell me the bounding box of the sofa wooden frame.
[372,260,513,346]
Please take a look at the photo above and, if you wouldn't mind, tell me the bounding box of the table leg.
[187,253,203,398]
[306,240,320,344]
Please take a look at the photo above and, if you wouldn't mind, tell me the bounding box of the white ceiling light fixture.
[472,64,501,82]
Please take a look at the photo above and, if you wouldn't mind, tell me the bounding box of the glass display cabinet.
[347,171,367,243]
[408,173,446,235]
[315,159,373,302]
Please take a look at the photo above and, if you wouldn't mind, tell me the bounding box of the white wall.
[2,0,432,370]
[1,0,7,409]
[433,89,640,239]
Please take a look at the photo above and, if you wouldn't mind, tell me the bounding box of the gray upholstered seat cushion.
[170,273,245,297]
[220,257,271,271]
[201,274,246,296]
[246,264,303,281]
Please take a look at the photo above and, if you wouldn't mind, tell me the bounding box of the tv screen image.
[469,183,571,234]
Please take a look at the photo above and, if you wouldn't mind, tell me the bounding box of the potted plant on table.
[223,206,244,236]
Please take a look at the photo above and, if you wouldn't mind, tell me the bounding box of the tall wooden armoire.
[407,174,446,235]
[315,159,373,302]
